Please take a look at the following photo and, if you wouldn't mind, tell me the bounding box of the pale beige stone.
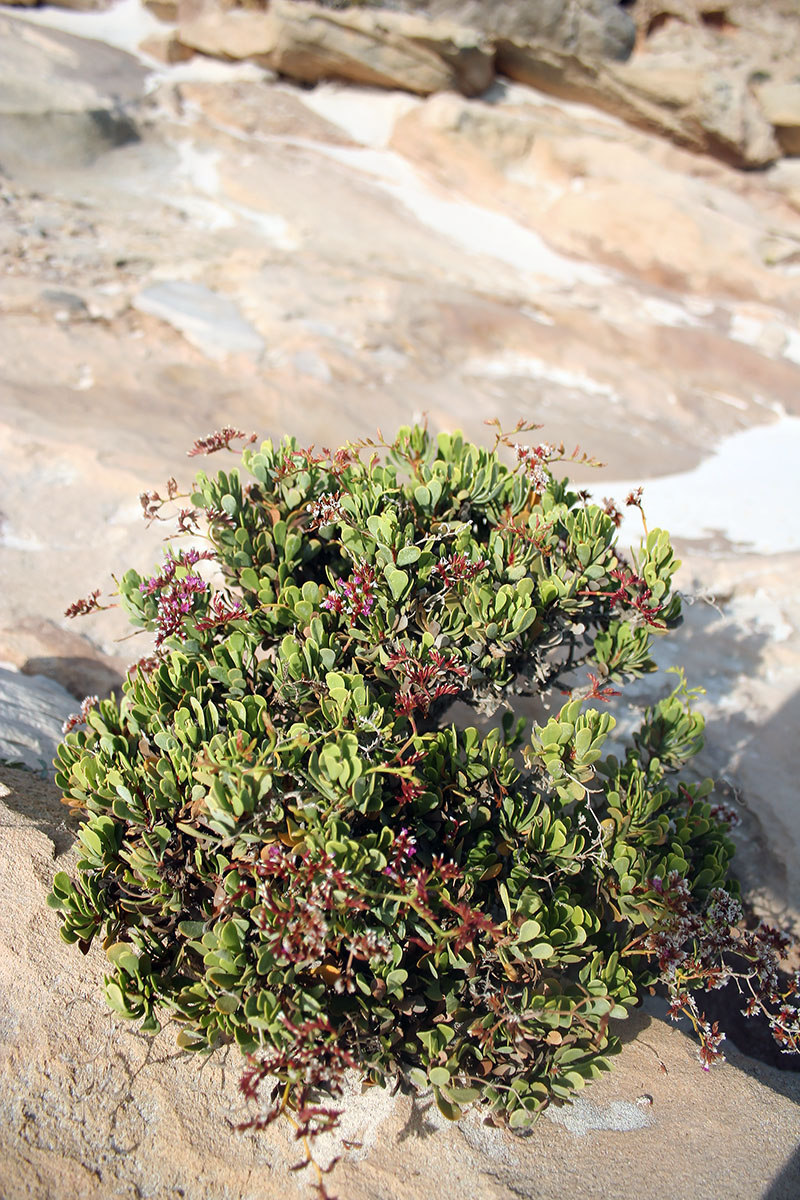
[0,617,126,701]
[757,81,800,129]
[609,62,700,109]
[144,0,179,23]
[178,6,278,59]
[756,81,800,155]
[139,32,196,64]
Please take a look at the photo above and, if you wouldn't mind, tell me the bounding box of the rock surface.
[1,3,800,1197]
[0,14,144,168]
[0,670,77,772]
[351,0,637,61]
[167,0,800,166]
[0,617,127,700]
[178,0,496,97]
[133,279,267,358]
[757,81,800,156]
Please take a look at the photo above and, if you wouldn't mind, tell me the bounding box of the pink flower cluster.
[140,549,214,646]
[194,593,246,632]
[383,827,417,877]
[64,590,103,619]
[386,645,468,718]
[306,491,346,529]
[434,553,488,589]
[647,873,800,1066]
[515,443,554,494]
[187,427,256,457]
[322,562,376,625]
[62,694,99,736]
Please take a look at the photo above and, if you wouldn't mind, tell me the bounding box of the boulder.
[178,0,495,97]
[396,0,636,62]
[570,0,637,61]
[0,15,144,171]
[177,4,279,58]
[695,70,780,168]
[494,40,781,168]
[0,618,126,702]
[266,2,495,97]
[0,668,75,773]
[630,0,735,40]
[756,81,800,156]
[47,0,114,8]
[609,62,700,109]
[496,41,697,142]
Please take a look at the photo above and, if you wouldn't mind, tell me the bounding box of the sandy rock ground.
[1,2,799,1196]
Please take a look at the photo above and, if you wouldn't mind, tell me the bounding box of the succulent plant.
[50,422,798,1181]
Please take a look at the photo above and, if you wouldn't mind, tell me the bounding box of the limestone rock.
[144,0,180,21]
[0,15,144,170]
[0,668,75,772]
[133,280,266,360]
[695,70,780,168]
[41,0,115,9]
[395,0,636,62]
[756,81,800,156]
[177,4,279,59]
[420,91,536,164]
[572,0,637,60]
[139,31,196,63]
[630,0,734,39]
[757,81,800,129]
[0,618,126,702]
[178,0,495,97]
[496,42,699,147]
[609,62,700,109]
[495,41,780,167]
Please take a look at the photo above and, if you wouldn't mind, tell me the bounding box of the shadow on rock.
[0,764,79,857]
[23,655,125,704]
[600,587,800,1078]
[762,1143,800,1200]
[702,685,800,939]
[0,616,128,701]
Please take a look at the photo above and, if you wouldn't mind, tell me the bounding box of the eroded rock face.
[163,0,800,167]
[365,0,637,61]
[179,0,495,96]
[167,0,800,166]
[493,42,782,168]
